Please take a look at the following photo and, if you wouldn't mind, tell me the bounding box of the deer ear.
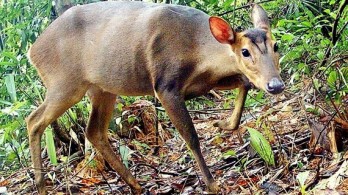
[251,4,271,33]
[209,16,234,44]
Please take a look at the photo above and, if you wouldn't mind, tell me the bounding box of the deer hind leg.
[26,85,87,194]
[85,87,142,194]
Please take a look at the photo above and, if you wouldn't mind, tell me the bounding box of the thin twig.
[51,152,99,192]
[232,0,237,27]
[188,110,220,115]
[319,0,348,68]
[327,92,345,120]
[331,0,348,44]
[134,163,180,176]
[337,21,348,37]
[64,136,73,195]
[100,171,114,194]
[218,0,277,16]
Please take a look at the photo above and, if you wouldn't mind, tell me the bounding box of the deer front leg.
[215,83,250,130]
[157,90,219,193]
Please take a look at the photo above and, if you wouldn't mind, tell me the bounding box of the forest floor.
[2,87,348,194]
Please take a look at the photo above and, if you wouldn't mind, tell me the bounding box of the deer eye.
[274,43,278,52]
[241,49,250,57]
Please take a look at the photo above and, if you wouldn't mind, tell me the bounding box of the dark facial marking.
[244,29,268,54]
[244,29,267,43]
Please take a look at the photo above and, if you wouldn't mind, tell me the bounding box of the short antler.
[251,4,270,33]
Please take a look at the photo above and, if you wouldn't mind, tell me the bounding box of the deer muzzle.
[265,77,285,94]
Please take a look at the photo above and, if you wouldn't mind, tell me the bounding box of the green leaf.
[320,39,331,46]
[301,21,312,28]
[209,0,218,5]
[281,33,294,42]
[313,78,320,90]
[117,103,123,112]
[1,52,18,63]
[316,50,325,60]
[120,145,130,168]
[0,99,12,106]
[132,140,150,150]
[297,171,310,194]
[247,127,275,166]
[1,121,20,143]
[222,150,236,159]
[223,0,234,9]
[327,71,338,89]
[0,61,16,66]
[45,128,57,165]
[5,74,17,102]
[127,115,137,124]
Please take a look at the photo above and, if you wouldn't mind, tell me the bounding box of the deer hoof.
[37,187,47,195]
[213,120,238,130]
[207,181,220,194]
[36,179,47,195]
[131,186,143,195]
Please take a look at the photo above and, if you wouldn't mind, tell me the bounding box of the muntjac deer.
[27,1,284,194]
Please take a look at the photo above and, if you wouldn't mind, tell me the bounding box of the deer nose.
[266,78,285,94]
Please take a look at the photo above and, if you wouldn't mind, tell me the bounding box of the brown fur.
[27,2,283,194]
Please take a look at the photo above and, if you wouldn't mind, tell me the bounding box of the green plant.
[119,144,133,168]
[297,171,310,195]
[0,0,52,171]
[247,127,275,166]
[221,149,237,160]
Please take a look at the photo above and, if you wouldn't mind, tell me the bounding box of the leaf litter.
[2,88,348,194]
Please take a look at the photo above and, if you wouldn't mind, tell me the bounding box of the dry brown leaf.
[0,179,9,187]
[337,178,348,194]
[81,178,102,186]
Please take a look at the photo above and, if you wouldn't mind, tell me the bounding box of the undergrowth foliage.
[0,0,52,172]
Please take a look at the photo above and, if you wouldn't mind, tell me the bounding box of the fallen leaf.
[211,135,225,146]
[0,179,9,186]
[81,178,102,186]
